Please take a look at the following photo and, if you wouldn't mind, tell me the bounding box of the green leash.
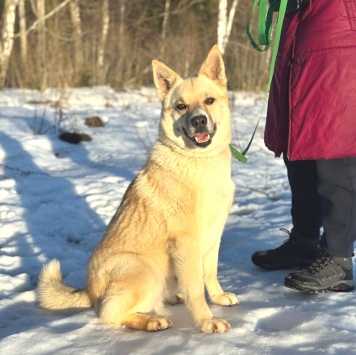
[230,0,288,163]
[229,117,260,163]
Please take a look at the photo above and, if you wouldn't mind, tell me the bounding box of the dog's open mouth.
[195,132,210,144]
[182,126,216,148]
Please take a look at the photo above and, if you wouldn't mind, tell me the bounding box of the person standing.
[251,0,356,293]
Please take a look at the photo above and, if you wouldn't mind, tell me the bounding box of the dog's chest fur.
[144,141,234,230]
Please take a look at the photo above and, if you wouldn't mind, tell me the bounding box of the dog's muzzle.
[182,114,216,148]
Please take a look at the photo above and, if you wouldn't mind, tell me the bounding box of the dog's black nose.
[191,115,207,129]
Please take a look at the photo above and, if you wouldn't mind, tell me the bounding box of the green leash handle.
[266,0,288,92]
[246,0,278,51]
[229,117,260,163]
[246,0,288,92]
[230,0,288,163]
[229,144,248,163]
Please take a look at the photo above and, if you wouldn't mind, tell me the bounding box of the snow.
[0,87,355,354]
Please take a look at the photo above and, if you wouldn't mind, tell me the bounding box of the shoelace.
[306,251,333,274]
[278,229,294,247]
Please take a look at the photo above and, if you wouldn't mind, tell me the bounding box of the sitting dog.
[37,45,238,333]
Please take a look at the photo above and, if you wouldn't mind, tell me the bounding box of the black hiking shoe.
[284,250,354,293]
[251,229,320,270]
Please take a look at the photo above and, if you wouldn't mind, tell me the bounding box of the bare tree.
[2,0,268,92]
[17,0,71,37]
[18,0,27,64]
[119,0,126,41]
[217,0,239,55]
[0,0,19,89]
[36,0,47,92]
[70,0,83,71]
[160,0,170,58]
[97,0,109,82]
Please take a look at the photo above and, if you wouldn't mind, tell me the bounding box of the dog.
[37,45,239,333]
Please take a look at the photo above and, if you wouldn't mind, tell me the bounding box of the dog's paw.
[211,292,239,306]
[200,317,231,333]
[147,316,173,331]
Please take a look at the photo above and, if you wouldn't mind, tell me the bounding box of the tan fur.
[37,45,239,333]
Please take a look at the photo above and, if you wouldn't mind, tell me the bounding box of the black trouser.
[284,153,356,257]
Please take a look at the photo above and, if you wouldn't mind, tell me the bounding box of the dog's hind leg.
[100,292,172,331]
[96,255,172,331]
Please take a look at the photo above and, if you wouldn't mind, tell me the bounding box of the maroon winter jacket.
[265,0,356,160]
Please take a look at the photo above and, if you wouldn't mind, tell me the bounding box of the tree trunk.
[36,0,47,92]
[0,0,19,89]
[69,0,83,73]
[119,0,126,41]
[18,0,27,64]
[97,0,109,83]
[217,0,239,55]
[160,0,170,58]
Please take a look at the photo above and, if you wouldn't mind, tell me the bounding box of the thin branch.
[13,0,72,38]
[166,0,204,16]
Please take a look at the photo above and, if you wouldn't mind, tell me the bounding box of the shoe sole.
[284,277,355,293]
[252,259,314,271]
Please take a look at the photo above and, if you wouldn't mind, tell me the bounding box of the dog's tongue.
[194,133,210,144]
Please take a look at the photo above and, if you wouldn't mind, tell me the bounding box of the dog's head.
[152,45,231,154]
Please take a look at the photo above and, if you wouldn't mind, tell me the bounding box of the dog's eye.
[176,103,187,110]
[205,98,215,105]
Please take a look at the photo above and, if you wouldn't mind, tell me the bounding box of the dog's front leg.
[171,239,232,333]
[203,241,239,306]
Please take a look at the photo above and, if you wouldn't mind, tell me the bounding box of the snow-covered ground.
[0,86,355,354]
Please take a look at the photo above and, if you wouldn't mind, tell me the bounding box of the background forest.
[0,0,272,92]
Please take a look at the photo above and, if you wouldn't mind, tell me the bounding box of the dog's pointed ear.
[199,45,227,87]
[152,60,181,101]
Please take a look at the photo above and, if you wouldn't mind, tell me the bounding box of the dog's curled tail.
[37,259,91,313]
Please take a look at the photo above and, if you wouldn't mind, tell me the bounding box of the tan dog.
[37,45,238,333]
